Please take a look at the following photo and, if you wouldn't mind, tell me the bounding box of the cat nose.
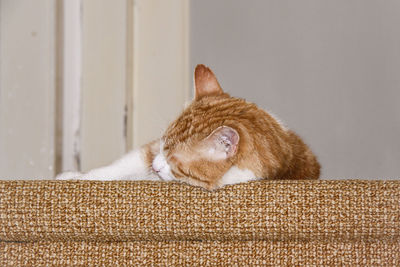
[152,157,163,173]
[152,162,160,173]
[153,154,169,175]
[152,165,160,173]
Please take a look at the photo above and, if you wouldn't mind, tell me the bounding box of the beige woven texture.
[1,180,399,266]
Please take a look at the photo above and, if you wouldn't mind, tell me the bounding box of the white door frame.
[131,0,190,148]
[61,0,82,172]
[60,0,190,173]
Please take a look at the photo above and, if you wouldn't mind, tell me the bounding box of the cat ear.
[202,126,239,160]
[194,64,223,100]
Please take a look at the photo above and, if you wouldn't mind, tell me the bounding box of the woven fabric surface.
[1,180,399,266]
[1,180,399,242]
[2,240,399,266]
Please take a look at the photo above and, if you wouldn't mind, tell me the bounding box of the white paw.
[55,171,82,180]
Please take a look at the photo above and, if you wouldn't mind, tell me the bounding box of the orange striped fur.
[146,64,320,189]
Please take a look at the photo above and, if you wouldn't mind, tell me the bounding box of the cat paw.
[55,171,82,180]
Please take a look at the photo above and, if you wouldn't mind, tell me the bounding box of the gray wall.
[190,0,400,179]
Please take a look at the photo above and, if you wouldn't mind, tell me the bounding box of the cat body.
[57,65,320,189]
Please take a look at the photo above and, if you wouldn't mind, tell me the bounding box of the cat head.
[152,64,283,190]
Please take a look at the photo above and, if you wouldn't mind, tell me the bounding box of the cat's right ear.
[201,126,239,161]
[194,64,223,100]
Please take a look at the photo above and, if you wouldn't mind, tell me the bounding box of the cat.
[56,64,320,190]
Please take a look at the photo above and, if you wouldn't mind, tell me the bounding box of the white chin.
[157,172,175,181]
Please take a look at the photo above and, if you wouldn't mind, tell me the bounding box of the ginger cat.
[57,64,320,189]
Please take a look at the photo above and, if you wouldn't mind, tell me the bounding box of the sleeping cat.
[56,64,320,189]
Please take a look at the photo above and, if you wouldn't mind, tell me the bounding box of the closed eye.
[168,160,188,178]
[170,168,184,178]
[176,165,189,177]
[173,164,207,182]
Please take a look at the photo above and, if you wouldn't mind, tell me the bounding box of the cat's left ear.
[194,64,223,100]
[202,126,239,160]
